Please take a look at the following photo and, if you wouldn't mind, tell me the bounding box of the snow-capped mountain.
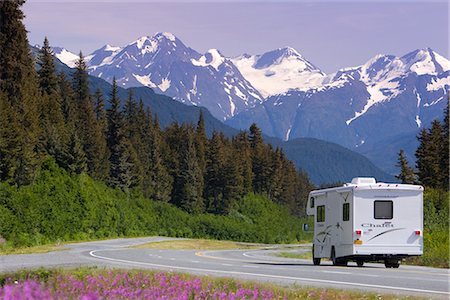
[59,32,263,120]
[231,47,326,98]
[226,48,450,173]
[52,47,79,68]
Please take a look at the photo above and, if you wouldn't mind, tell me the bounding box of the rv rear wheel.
[312,245,321,266]
[384,260,400,268]
[331,247,347,266]
[356,261,364,267]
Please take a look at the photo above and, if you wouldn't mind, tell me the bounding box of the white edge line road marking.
[89,250,449,296]
[322,271,351,275]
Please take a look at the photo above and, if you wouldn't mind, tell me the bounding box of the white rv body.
[306,178,423,268]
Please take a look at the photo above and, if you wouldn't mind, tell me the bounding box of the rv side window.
[317,205,325,222]
[343,203,350,221]
[374,200,393,219]
[310,197,315,208]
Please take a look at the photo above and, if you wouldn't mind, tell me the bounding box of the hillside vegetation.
[0,160,308,250]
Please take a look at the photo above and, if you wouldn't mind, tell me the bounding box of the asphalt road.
[0,237,448,298]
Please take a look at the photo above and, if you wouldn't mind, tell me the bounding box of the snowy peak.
[120,32,196,62]
[87,44,122,68]
[254,47,308,69]
[232,47,326,97]
[401,48,450,75]
[52,47,79,68]
[191,49,226,71]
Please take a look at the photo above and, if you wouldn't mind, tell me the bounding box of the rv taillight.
[415,230,421,235]
[355,230,362,235]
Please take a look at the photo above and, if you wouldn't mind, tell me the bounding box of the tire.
[356,260,364,267]
[384,260,400,268]
[331,247,347,266]
[312,244,321,266]
[331,247,336,265]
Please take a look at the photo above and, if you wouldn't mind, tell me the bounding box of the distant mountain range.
[53,33,263,121]
[227,48,450,173]
[30,44,394,184]
[50,33,449,174]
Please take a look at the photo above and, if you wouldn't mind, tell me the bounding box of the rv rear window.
[310,197,315,208]
[374,200,393,219]
[343,203,350,221]
[317,205,325,222]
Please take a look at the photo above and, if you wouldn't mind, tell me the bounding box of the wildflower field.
[0,268,415,300]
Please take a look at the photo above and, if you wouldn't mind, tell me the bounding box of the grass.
[277,250,312,260]
[0,243,67,256]
[131,238,263,250]
[0,267,424,299]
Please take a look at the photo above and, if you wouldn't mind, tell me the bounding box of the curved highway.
[0,237,448,298]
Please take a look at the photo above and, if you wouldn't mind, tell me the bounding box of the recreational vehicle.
[306,177,423,268]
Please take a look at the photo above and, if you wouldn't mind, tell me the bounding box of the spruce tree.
[148,122,173,202]
[195,111,207,198]
[37,37,58,95]
[416,121,444,188]
[268,148,284,202]
[107,78,133,191]
[233,131,253,194]
[205,131,226,213]
[58,72,76,125]
[178,127,203,213]
[221,147,244,214]
[395,149,416,184]
[72,53,107,179]
[249,123,271,194]
[37,38,66,165]
[65,132,87,174]
[441,98,449,190]
[0,0,41,185]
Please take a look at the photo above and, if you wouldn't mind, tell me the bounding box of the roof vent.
[351,177,376,185]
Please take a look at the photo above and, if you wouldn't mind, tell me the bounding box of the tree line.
[396,100,449,190]
[0,1,312,217]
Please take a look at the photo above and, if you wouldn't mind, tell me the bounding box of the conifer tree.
[249,123,271,194]
[268,148,284,202]
[58,72,76,125]
[195,111,208,198]
[205,131,226,213]
[0,0,41,185]
[395,149,416,184]
[441,98,449,189]
[416,121,444,188]
[72,53,107,179]
[65,132,87,174]
[233,131,253,194]
[147,120,173,202]
[221,148,244,214]
[37,37,58,95]
[94,88,107,127]
[122,90,144,188]
[178,127,203,213]
[107,78,133,191]
[37,38,66,165]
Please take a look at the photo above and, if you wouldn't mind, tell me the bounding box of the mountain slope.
[231,47,326,98]
[227,48,450,174]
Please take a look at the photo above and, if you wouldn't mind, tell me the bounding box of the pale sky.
[23,0,449,73]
